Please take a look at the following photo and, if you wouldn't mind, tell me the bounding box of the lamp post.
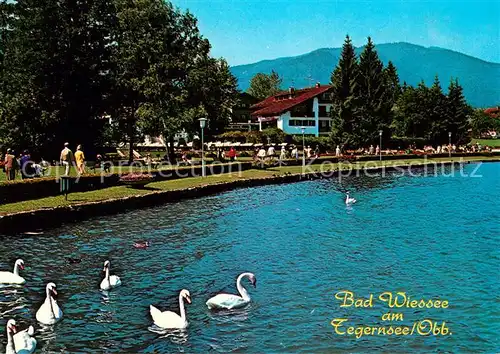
[448,131,452,158]
[379,130,383,161]
[199,118,207,178]
[301,126,306,174]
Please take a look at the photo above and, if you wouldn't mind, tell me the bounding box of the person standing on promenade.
[4,148,16,181]
[60,142,74,176]
[291,145,298,160]
[267,144,275,161]
[227,146,237,162]
[20,150,32,179]
[74,145,85,175]
[280,146,287,160]
[336,145,341,157]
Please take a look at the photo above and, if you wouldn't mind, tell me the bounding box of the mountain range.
[230,42,499,108]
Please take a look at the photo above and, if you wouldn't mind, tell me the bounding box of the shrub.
[119,173,154,182]
[261,128,289,144]
[218,131,247,142]
[245,131,263,144]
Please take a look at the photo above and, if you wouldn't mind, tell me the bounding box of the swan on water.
[100,260,122,291]
[0,259,26,285]
[5,319,37,354]
[206,272,257,310]
[345,192,357,205]
[36,283,63,325]
[150,289,191,329]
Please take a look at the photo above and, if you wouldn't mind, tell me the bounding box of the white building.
[251,83,334,137]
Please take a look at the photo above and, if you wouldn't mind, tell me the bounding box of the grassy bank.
[470,138,500,147]
[0,156,497,216]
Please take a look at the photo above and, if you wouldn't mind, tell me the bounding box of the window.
[240,114,247,120]
[289,119,315,127]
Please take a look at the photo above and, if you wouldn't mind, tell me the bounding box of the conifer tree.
[445,78,471,143]
[428,75,447,142]
[329,35,360,148]
[356,37,388,144]
[384,61,401,106]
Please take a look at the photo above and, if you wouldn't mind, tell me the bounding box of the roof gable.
[251,85,332,117]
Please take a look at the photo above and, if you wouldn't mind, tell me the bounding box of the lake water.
[0,162,498,353]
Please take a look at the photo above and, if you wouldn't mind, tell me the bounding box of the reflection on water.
[148,325,189,345]
[0,163,498,352]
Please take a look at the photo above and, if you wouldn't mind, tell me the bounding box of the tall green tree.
[383,60,400,107]
[247,70,282,100]
[427,75,448,143]
[329,35,360,148]
[186,57,239,137]
[110,0,208,162]
[356,37,390,144]
[445,78,472,143]
[0,0,116,157]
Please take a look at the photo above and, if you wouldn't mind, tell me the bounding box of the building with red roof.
[250,83,334,137]
[484,107,499,119]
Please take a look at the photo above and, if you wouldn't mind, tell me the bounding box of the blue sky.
[171,0,499,66]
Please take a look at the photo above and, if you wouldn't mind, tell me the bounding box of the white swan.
[5,319,37,354]
[36,282,63,325]
[0,259,26,285]
[206,272,257,310]
[100,260,122,290]
[150,289,191,329]
[345,192,357,205]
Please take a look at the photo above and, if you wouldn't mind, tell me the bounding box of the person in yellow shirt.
[74,145,85,175]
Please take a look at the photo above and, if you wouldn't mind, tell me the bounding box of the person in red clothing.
[4,148,16,181]
[227,146,237,162]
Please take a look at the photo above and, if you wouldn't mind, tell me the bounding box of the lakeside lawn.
[0,156,497,215]
[470,138,500,147]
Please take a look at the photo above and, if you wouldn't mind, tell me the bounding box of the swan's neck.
[178,294,187,322]
[236,273,251,301]
[13,264,19,276]
[46,290,55,317]
[6,330,15,353]
[105,268,110,282]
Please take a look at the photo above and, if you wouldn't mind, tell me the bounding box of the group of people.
[254,144,322,162]
[1,142,86,181]
[1,149,49,181]
[59,143,86,176]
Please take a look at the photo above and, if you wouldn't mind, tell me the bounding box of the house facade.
[250,83,334,136]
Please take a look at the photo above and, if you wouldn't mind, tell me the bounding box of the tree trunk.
[167,135,176,164]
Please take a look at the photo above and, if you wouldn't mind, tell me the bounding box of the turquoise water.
[0,162,498,352]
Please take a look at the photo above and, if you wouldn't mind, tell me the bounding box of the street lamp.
[301,126,306,175]
[448,131,452,158]
[379,130,383,161]
[199,118,207,178]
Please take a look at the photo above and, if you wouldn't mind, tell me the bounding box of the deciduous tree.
[247,70,282,100]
